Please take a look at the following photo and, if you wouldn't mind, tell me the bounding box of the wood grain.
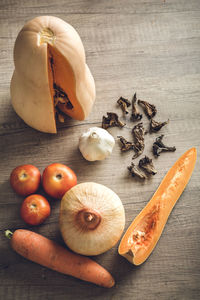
[0,0,200,299]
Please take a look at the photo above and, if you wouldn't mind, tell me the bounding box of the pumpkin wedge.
[118,148,197,265]
[10,16,96,133]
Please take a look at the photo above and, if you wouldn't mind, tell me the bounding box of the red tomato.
[10,165,41,196]
[42,163,77,199]
[20,194,51,225]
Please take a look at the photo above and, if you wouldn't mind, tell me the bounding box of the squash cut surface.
[118,148,197,265]
[47,44,85,121]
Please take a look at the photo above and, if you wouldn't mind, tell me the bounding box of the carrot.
[5,229,115,288]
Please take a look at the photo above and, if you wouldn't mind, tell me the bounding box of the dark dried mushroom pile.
[150,118,169,132]
[132,122,146,159]
[117,97,131,114]
[131,93,142,121]
[153,135,176,156]
[117,136,134,152]
[138,99,157,119]
[102,112,125,129]
[127,156,157,179]
[139,156,157,175]
[128,162,147,180]
[101,92,176,180]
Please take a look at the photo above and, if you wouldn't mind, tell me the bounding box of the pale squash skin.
[118,148,197,265]
[11,16,96,133]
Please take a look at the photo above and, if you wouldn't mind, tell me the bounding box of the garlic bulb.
[79,127,115,161]
[59,182,125,256]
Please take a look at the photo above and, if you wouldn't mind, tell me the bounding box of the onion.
[59,182,125,256]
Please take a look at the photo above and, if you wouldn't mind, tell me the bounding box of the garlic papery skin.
[59,182,125,256]
[79,127,115,161]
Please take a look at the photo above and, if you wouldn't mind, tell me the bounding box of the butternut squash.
[118,148,197,265]
[10,16,96,133]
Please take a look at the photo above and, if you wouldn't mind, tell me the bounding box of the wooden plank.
[0,0,200,15]
[0,0,200,299]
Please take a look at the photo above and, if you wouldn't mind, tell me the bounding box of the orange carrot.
[5,229,115,288]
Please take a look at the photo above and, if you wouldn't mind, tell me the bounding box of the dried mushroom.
[139,156,157,175]
[128,163,146,179]
[53,83,74,123]
[131,93,142,121]
[138,99,157,119]
[150,118,169,132]
[153,135,176,156]
[102,112,125,129]
[117,136,134,152]
[132,122,146,159]
[55,108,65,123]
[54,83,73,110]
[117,97,131,114]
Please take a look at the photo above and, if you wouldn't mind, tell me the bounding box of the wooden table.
[0,0,200,299]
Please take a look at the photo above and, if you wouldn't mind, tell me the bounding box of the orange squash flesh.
[47,44,85,121]
[118,148,197,265]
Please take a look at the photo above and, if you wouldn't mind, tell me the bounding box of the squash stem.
[5,230,13,239]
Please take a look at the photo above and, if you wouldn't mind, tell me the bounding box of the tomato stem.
[56,174,62,180]
[5,230,13,239]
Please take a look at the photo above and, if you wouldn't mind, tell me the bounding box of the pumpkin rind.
[10,16,96,133]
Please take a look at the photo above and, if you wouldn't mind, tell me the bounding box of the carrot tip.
[108,277,115,288]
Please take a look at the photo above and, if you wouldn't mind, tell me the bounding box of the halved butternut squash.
[10,16,95,133]
[118,148,197,265]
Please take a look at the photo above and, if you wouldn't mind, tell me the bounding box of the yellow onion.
[59,182,125,256]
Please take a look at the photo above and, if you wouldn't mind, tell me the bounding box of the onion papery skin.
[59,182,125,256]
